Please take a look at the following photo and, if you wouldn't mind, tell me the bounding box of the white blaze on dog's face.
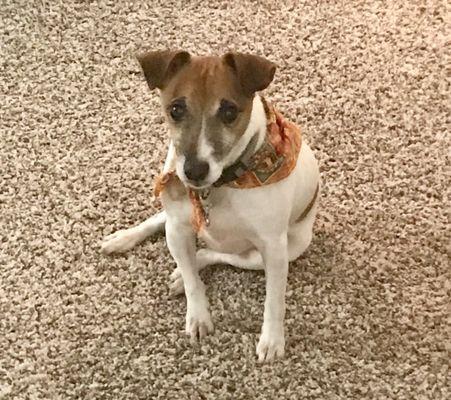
[137,51,276,188]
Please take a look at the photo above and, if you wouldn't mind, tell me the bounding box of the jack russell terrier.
[101,50,320,363]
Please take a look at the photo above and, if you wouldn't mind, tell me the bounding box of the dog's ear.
[136,50,191,90]
[223,52,276,96]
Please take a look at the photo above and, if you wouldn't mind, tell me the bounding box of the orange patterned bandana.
[223,100,301,189]
[155,100,302,232]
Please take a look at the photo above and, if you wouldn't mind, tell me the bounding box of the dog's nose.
[184,157,210,182]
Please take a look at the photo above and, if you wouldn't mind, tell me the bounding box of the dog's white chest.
[196,189,255,253]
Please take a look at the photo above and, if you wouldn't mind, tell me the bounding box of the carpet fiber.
[1,1,449,399]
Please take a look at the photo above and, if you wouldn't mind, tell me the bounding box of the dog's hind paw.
[169,268,185,296]
[100,228,141,254]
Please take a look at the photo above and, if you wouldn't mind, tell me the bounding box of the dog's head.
[137,50,276,189]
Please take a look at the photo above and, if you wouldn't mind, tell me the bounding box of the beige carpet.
[1,1,449,399]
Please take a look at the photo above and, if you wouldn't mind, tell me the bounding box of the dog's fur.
[101,51,320,363]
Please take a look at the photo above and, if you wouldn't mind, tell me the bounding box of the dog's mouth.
[184,179,213,190]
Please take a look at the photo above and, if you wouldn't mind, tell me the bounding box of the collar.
[216,98,302,190]
[213,96,282,188]
[212,131,260,187]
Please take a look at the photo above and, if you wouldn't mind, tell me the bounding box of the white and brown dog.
[101,51,320,363]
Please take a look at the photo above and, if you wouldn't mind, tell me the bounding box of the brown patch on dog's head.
[137,50,191,90]
[222,52,276,97]
[137,50,276,187]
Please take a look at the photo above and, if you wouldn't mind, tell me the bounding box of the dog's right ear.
[136,50,191,90]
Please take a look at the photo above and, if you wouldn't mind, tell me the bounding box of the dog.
[101,50,320,363]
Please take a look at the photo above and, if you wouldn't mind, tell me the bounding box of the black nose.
[184,157,210,182]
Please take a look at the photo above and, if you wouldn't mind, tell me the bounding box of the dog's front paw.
[256,327,285,363]
[101,228,140,254]
[185,301,214,341]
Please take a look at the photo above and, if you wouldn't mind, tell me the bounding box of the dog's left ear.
[223,52,276,96]
[136,50,191,90]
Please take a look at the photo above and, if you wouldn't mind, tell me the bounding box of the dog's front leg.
[165,217,214,341]
[256,235,288,363]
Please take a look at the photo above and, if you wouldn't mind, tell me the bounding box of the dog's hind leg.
[101,211,166,254]
[287,201,318,261]
[287,221,313,261]
[169,248,264,296]
[196,248,264,270]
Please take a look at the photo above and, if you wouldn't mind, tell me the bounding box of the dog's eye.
[218,100,239,124]
[168,99,186,122]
